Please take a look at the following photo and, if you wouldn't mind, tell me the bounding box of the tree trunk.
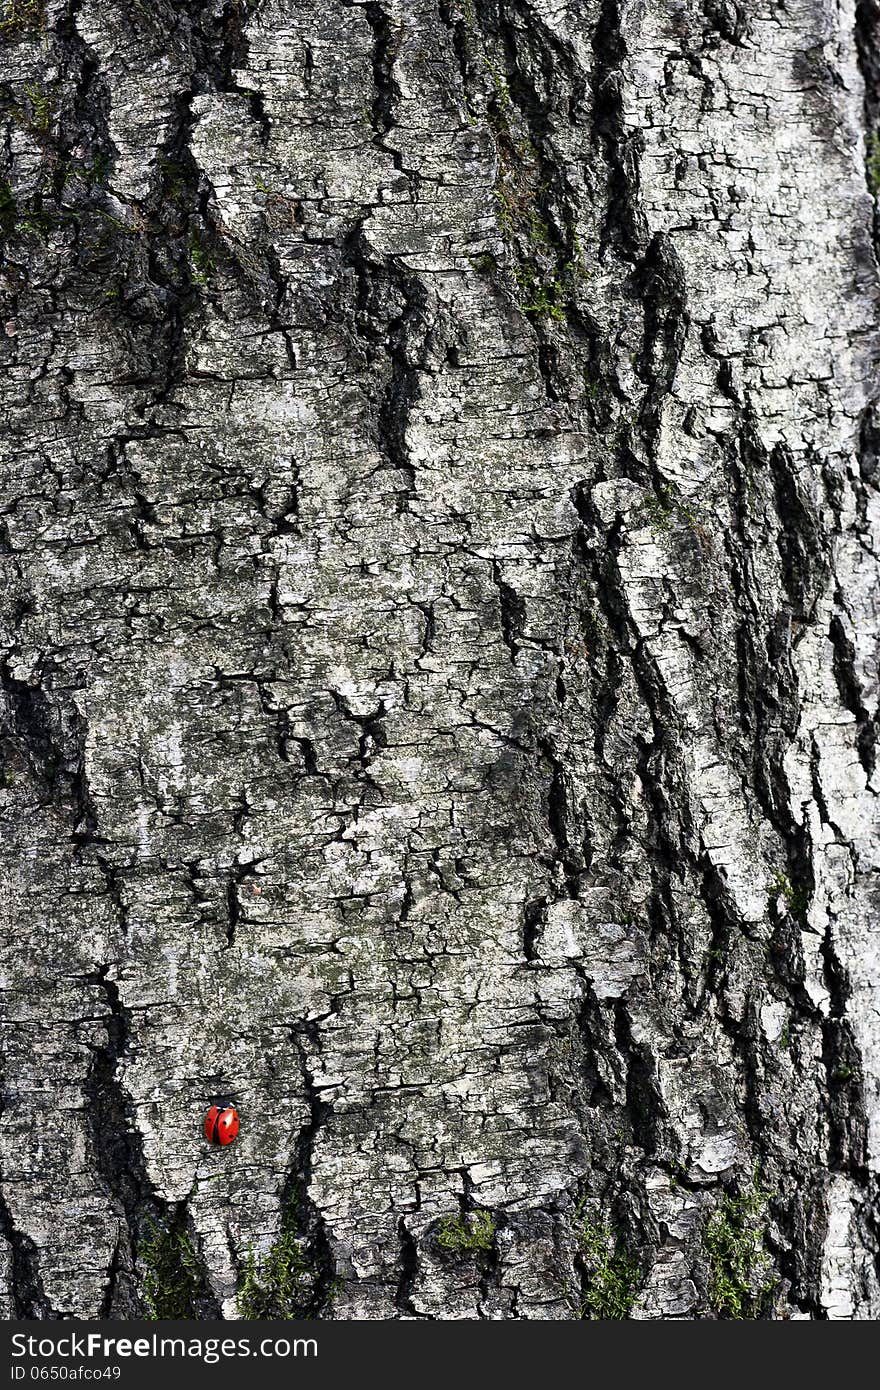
[1,0,879,1320]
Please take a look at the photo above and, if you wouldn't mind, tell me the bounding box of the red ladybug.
[204,1104,240,1146]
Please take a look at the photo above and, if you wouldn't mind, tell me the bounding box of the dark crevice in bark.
[97,1233,126,1320]
[521,894,547,963]
[0,672,60,793]
[339,226,429,510]
[821,1017,869,1177]
[148,1202,219,1320]
[537,735,581,895]
[88,4,271,405]
[290,1026,339,1317]
[591,0,646,262]
[84,968,144,1224]
[492,560,524,660]
[855,0,880,256]
[475,1210,503,1314]
[856,397,880,530]
[773,1178,827,1320]
[479,0,586,172]
[225,875,241,948]
[697,856,736,1007]
[726,426,824,968]
[634,232,688,453]
[768,443,828,618]
[614,1000,664,1158]
[362,3,404,140]
[468,1,597,401]
[438,0,477,109]
[0,671,92,829]
[393,1216,421,1316]
[376,270,429,509]
[573,987,615,1112]
[0,1183,52,1318]
[701,0,751,48]
[828,611,876,779]
[135,92,202,403]
[55,1,112,178]
[358,0,420,188]
[81,966,214,1319]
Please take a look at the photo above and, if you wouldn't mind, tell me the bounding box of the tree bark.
[1,0,879,1320]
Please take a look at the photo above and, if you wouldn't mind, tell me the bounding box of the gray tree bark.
[1,0,879,1320]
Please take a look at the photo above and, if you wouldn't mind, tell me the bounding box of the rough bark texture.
[1,0,879,1321]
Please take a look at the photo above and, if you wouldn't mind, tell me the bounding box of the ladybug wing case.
[204,1105,220,1143]
[217,1108,240,1144]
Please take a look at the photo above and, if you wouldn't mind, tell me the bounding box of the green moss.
[98,208,138,236]
[640,485,713,547]
[483,56,514,124]
[642,492,673,530]
[14,207,64,238]
[87,153,110,185]
[770,872,809,922]
[705,1176,775,1319]
[436,1209,496,1254]
[469,250,496,275]
[0,0,43,41]
[140,1220,204,1319]
[457,0,476,28]
[477,49,586,327]
[515,264,566,322]
[574,1215,639,1319]
[159,157,192,203]
[189,232,217,287]
[237,1204,314,1319]
[23,81,52,133]
[578,605,606,648]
